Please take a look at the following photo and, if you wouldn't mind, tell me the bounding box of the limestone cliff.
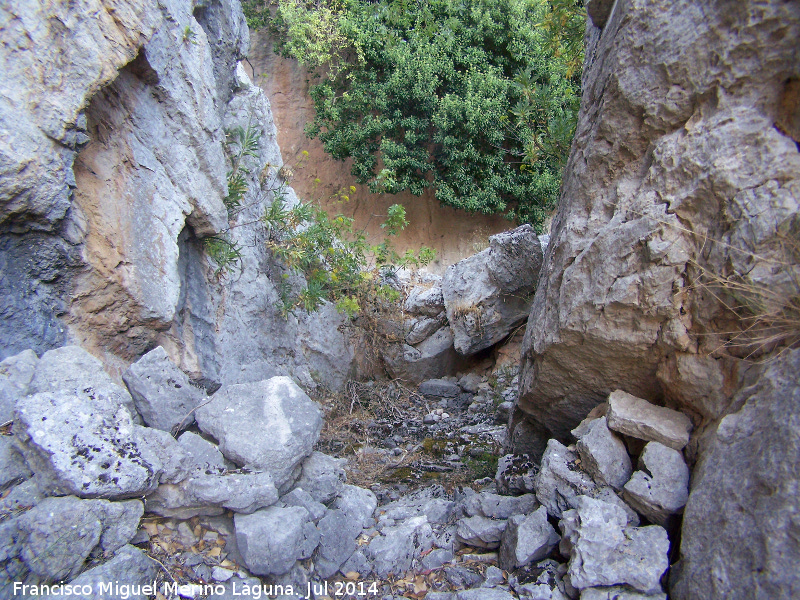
[512,1,800,597]
[0,0,353,390]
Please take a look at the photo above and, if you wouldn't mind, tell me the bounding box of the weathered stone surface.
[177,431,228,472]
[534,440,597,519]
[671,350,800,600]
[382,326,465,384]
[606,391,692,451]
[122,346,206,432]
[405,313,447,345]
[580,588,666,600]
[13,496,143,581]
[378,485,455,525]
[0,436,32,490]
[58,545,158,600]
[585,0,616,28]
[1,0,354,392]
[457,589,515,600]
[14,391,188,498]
[495,453,537,496]
[195,377,322,489]
[0,349,37,423]
[235,505,318,576]
[419,379,462,399]
[516,0,800,448]
[456,515,507,549]
[282,488,327,523]
[623,442,689,526]
[315,508,360,578]
[499,506,559,570]
[145,471,278,518]
[293,451,346,505]
[576,417,632,491]
[332,484,378,527]
[560,497,668,594]
[405,285,446,317]
[30,346,139,421]
[463,492,538,520]
[366,516,434,578]
[443,225,543,355]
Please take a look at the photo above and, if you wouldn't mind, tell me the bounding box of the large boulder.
[14,390,188,498]
[443,225,543,355]
[514,0,800,447]
[0,349,38,424]
[670,350,800,600]
[122,345,206,433]
[195,376,322,490]
[382,326,465,384]
[560,497,668,595]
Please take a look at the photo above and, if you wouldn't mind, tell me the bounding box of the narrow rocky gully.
[2,0,799,600]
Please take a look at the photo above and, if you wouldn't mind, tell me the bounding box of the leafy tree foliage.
[260,0,584,230]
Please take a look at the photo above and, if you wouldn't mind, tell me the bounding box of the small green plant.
[203,235,242,275]
[224,124,261,216]
[263,194,435,317]
[182,25,198,45]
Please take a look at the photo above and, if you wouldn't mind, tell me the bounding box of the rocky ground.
[1,344,688,600]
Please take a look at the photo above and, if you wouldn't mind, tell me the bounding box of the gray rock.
[456,515,507,549]
[443,225,543,355]
[421,548,454,570]
[495,453,537,496]
[332,484,378,527]
[560,497,668,594]
[378,486,456,525]
[366,516,434,577]
[282,488,328,522]
[382,327,465,384]
[458,373,483,394]
[606,391,692,451]
[405,285,445,317]
[293,451,346,504]
[178,431,228,472]
[419,379,462,398]
[195,377,322,489]
[0,349,38,423]
[52,545,158,600]
[145,471,278,518]
[495,401,513,424]
[534,439,597,519]
[463,492,539,520]
[576,417,632,491]
[405,314,447,345]
[580,587,666,600]
[623,442,689,526]
[570,403,608,440]
[14,391,188,498]
[444,566,484,588]
[499,506,560,570]
[122,346,206,433]
[0,435,32,490]
[13,496,143,581]
[340,550,373,577]
[457,589,515,600]
[671,350,800,600]
[315,509,360,578]
[29,346,139,421]
[235,505,318,576]
[483,565,505,587]
[0,478,45,515]
[515,0,800,452]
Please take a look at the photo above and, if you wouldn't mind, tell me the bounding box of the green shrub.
[269,0,584,230]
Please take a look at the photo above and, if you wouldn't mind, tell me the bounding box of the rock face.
[514,0,800,446]
[0,0,354,392]
[670,350,800,600]
[443,225,544,355]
